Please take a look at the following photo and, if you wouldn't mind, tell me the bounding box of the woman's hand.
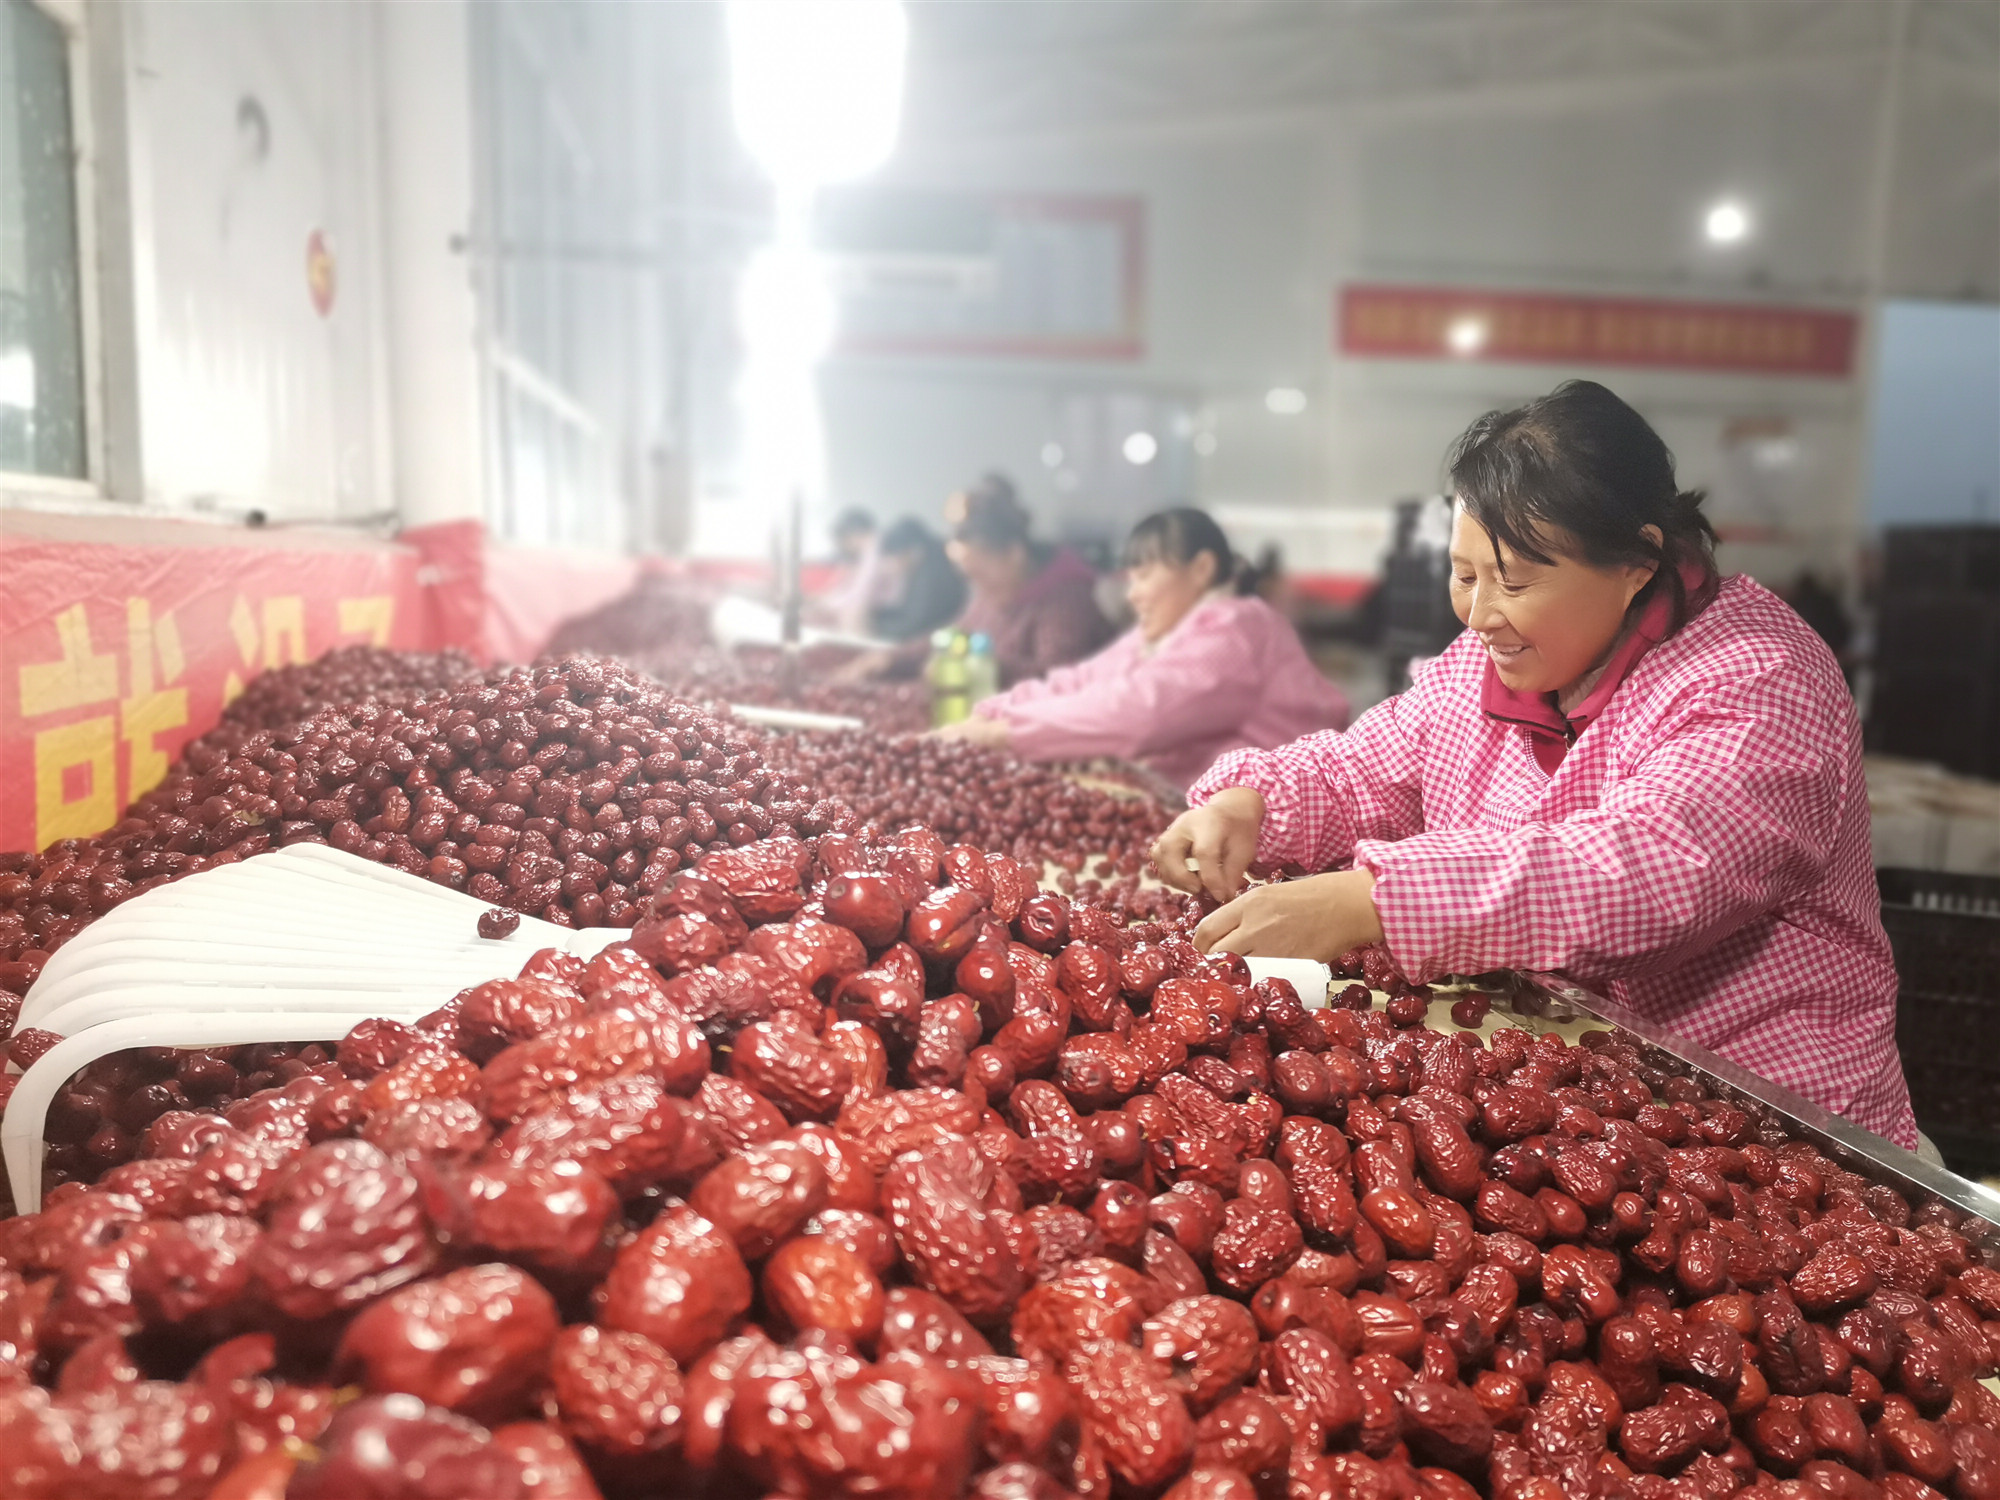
[927,714,1012,749]
[1194,869,1384,962]
[1150,787,1265,903]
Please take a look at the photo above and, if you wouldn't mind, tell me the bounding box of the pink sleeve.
[980,636,1131,711]
[1357,668,1849,983]
[982,620,1260,765]
[1187,679,1431,870]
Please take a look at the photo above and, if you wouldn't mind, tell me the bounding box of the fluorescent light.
[1705,201,1750,244]
[1122,431,1158,466]
[1264,387,1307,415]
[737,244,835,371]
[1446,317,1488,355]
[728,0,907,190]
[1040,442,1064,468]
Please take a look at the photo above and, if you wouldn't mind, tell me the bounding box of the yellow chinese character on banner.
[121,598,189,801]
[337,596,394,647]
[35,717,118,843]
[262,596,307,669]
[18,604,118,718]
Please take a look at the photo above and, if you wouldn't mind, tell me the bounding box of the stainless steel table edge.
[1511,971,2000,1232]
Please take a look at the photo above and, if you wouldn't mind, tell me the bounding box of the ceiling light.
[728,0,907,191]
[1040,442,1064,468]
[1264,387,1307,415]
[1122,431,1158,466]
[1446,317,1488,356]
[1704,201,1750,244]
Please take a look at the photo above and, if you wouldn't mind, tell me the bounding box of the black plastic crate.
[1879,867,2000,1173]
[1867,663,2000,779]
[1882,526,2000,598]
[1877,596,2000,662]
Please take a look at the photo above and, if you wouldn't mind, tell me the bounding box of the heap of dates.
[0,656,844,989]
[190,645,482,743]
[544,575,718,661]
[634,644,935,738]
[757,728,1181,921]
[0,824,1995,1500]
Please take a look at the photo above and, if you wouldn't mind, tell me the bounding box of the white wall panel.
[124,0,388,520]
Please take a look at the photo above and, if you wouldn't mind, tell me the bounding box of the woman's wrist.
[1328,868,1384,947]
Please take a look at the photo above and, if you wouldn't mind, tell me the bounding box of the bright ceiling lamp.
[728,0,908,192]
[725,0,906,561]
[1264,387,1307,415]
[737,243,837,372]
[1704,200,1750,244]
[1446,316,1488,356]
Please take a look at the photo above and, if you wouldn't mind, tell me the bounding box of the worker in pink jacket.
[1154,381,1917,1147]
[934,509,1350,790]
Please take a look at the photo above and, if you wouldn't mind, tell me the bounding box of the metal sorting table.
[1499,971,2000,1234]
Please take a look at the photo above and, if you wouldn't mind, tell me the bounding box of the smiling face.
[1448,507,1658,696]
[1125,550,1216,643]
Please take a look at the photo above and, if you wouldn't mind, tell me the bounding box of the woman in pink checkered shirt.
[1153,381,1917,1146]
[935,508,1350,790]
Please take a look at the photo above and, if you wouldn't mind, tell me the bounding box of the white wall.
[804,15,1997,587]
[84,0,482,526]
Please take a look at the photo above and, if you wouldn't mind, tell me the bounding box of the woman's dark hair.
[1124,507,1236,588]
[951,477,1034,554]
[832,506,877,540]
[1447,380,1718,629]
[879,517,938,556]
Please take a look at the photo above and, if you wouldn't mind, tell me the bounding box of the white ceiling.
[902,0,1998,146]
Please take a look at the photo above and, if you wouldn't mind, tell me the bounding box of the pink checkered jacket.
[1190,575,1917,1146]
[981,594,1350,790]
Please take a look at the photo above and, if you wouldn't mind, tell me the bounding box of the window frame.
[0,0,108,504]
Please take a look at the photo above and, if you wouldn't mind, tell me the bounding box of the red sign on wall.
[1,533,426,855]
[1338,283,1857,377]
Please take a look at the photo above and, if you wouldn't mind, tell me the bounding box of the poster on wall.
[821,190,1146,360]
[0,534,426,855]
[1337,283,1857,378]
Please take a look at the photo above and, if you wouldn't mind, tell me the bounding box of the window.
[0,0,87,481]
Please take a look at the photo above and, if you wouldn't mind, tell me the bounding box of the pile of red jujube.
[634,644,936,738]
[189,644,483,744]
[0,823,1994,1500]
[0,655,846,992]
[543,575,720,662]
[0,644,482,987]
[756,727,1184,923]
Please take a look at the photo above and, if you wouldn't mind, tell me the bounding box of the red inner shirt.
[1480,561,1720,775]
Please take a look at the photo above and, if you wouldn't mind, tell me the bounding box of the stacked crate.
[1878,867,2000,1176]
[1868,525,2000,780]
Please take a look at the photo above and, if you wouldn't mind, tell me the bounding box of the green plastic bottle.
[928,630,972,726]
[966,631,999,706]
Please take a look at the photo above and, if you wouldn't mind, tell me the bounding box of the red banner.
[1338,283,1857,377]
[1,527,427,854]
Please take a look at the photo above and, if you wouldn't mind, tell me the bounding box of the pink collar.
[1480,562,1719,760]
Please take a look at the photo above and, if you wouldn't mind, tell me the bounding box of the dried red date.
[333,1263,558,1422]
[883,1139,1025,1325]
[1143,1295,1260,1413]
[596,1204,753,1363]
[761,1235,885,1344]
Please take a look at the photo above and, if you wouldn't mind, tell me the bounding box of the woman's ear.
[1189,550,1218,590]
[1624,524,1664,605]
